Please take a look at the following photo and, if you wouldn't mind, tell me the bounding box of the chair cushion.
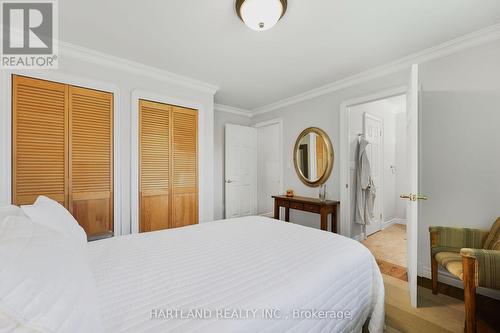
[435,252,463,280]
[483,217,500,250]
[445,261,464,280]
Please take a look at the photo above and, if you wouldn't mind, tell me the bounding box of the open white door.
[225,124,257,218]
[403,64,424,307]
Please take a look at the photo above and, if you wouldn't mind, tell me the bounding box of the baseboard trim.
[382,218,406,229]
[353,233,364,241]
[395,218,406,225]
[418,265,500,300]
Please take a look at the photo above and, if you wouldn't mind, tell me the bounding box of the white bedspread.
[87,216,384,333]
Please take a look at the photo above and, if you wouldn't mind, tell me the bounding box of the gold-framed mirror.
[293,127,334,187]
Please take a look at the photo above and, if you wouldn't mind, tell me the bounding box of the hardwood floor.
[384,274,465,332]
[418,277,500,332]
[359,224,499,332]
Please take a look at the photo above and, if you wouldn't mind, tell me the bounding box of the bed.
[1,199,384,333]
[87,216,385,333]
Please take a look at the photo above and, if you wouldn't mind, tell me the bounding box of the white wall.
[418,39,500,280]
[213,111,252,220]
[251,71,409,232]
[349,95,406,232]
[0,46,217,235]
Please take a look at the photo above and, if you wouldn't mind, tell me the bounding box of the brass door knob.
[400,194,428,202]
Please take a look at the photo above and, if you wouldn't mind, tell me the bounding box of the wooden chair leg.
[431,255,438,295]
[430,230,439,295]
[463,256,477,333]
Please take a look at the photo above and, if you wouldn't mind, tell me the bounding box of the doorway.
[348,94,408,278]
[349,95,408,238]
[341,67,420,307]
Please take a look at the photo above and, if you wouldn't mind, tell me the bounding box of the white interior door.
[364,113,383,236]
[225,124,257,218]
[256,123,281,216]
[405,64,420,307]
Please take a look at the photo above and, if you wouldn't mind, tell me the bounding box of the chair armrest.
[461,248,500,290]
[429,226,489,255]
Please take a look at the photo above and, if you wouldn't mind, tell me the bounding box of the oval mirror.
[293,127,334,187]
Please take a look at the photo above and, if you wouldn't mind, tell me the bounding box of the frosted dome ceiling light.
[236,0,287,31]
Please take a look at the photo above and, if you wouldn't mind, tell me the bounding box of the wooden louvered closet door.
[12,75,113,239]
[69,86,113,237]
[139,100,198,232]
[139,100,171,232]
[171,106,198,228]
[12,75,68,206]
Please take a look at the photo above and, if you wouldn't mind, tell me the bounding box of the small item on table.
[286,189,294,197]
[319,184,327,201]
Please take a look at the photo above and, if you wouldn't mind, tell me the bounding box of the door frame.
[339,86,407,238]
[130,89,206,234]
[0,70,122,236]
[254,118,283,217]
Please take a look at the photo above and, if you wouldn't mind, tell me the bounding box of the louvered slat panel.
[139,100,171,232]
[13,75,67,206]
[171,106,198,228]
[70,86,113,237]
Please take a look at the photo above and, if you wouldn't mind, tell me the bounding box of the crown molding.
[59,42,219,95]
[214,103,253,118]
[252,23,500,116]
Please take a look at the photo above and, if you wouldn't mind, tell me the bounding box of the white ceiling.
[60,0,500,110]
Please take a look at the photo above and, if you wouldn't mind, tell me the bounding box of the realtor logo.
[1,0,58,68]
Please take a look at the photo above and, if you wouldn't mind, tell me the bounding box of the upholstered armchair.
[429,218,500,333]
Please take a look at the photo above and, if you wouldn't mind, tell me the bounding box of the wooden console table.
[272,195,340,233]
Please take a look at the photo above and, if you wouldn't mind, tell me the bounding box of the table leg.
[320,207,328,231]
[331,211,337,233]
[274,200,279,220]
[285,207,290,222]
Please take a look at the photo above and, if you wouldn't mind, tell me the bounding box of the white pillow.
[0,205,25,222]
[0,216,104,333]
[21,196,87,246]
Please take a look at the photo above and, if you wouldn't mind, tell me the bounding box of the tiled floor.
[361,223,407,267]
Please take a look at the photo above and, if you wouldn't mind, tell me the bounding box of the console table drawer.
[303,204,320,213]
[290,202,303,210]
[277,199,289,207]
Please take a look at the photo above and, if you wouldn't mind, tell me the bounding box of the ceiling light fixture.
[236,0,287,31]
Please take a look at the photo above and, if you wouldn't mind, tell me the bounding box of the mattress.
[86,216,384,333]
